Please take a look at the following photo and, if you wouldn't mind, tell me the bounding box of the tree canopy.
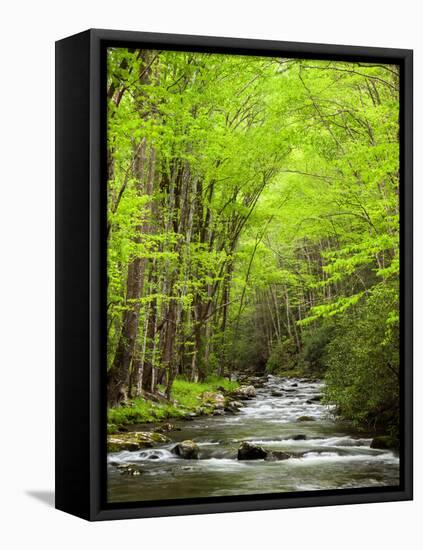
[106,48,399,436]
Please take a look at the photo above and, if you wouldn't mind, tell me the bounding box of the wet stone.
[117,463,142,476]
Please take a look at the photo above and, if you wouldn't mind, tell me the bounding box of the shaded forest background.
[106,48,400,436]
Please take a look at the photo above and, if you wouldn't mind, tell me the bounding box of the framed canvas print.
[55,29,413,521]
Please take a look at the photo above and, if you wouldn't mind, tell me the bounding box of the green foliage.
[108,398,183,426]
[265,338,299,374]
[106,47,400,433]
[300,322,336,375]
[170,376,238,404]
[323,288,399,435]
[108,377,238,425]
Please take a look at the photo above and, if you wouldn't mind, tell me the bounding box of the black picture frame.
[55,28,413,521]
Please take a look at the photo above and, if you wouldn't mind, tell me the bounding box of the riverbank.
[108,372,398,452]
[108,376,250,434]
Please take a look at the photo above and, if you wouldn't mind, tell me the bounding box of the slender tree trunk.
[218,258,233,377]
[107,145,156,406]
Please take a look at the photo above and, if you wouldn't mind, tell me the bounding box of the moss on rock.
[107,431,170,453]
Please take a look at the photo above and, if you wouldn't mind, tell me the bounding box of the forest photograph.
[106,46,400,503]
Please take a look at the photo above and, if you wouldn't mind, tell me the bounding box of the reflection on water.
[107,376,399,503]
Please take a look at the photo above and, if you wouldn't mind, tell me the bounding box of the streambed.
[107,376,399,503]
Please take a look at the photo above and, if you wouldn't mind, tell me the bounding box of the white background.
[0,1,420,548]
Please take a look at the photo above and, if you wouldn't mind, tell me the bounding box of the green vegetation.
[323,288,399,436]
[108,376,238,428]
[107,48,400,437]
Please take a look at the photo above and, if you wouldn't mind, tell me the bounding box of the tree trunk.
[107,145,156,406]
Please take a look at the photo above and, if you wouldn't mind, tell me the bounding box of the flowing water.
[107,376,399,503]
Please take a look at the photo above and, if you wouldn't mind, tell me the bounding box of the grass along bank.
[108,377,239,433]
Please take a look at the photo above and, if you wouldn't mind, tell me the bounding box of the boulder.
[117,463,142,476]
[264,450,292,461]
[231,385,257,400]
[291,434,307,441]
[237,441,305,461]
[181,412,197,420]
[202,391,225,409]
[370,435,398,450]
[195,406,214,416]
[156,422,179,433]
[296,416,316,422]
[309,395,322,402]
[248,376,266,388]
[107,431,170,453]
[291,383,298,387]
[171,440,200,459]
[108,439,140,452]
[237,441,267,460]
[224,399,243,413]
[271,390,284,397]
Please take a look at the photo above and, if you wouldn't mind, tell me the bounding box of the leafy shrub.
[265,338,301,374]
[323,288,399,435]
[300,321,336,375]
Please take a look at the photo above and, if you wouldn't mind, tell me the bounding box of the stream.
[107,376,399,503]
